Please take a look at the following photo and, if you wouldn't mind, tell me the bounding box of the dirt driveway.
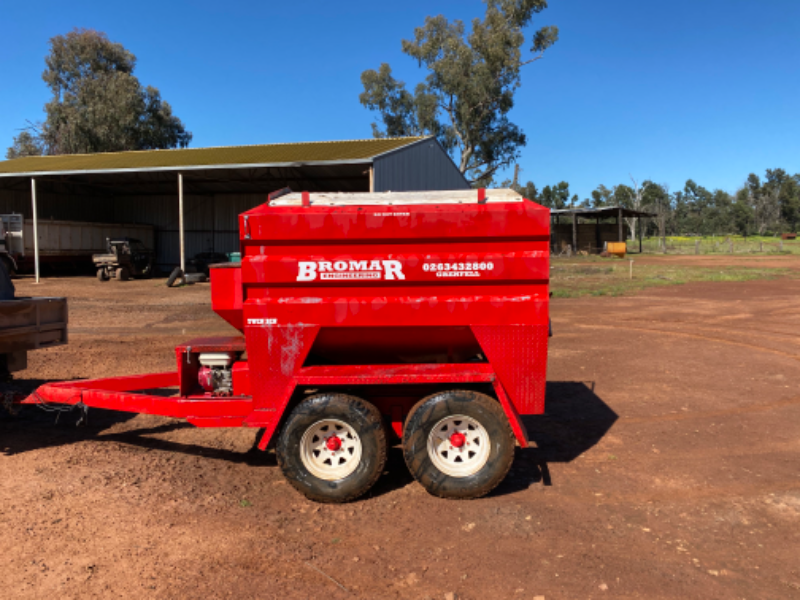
[2,274,799,599]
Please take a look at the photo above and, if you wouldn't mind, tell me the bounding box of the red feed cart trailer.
[23,189,550,503]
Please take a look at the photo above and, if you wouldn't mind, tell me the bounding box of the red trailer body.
[25,189,550,502]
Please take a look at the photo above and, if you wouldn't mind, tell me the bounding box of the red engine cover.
[197,366,215,393]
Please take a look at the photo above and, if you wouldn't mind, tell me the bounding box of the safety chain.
[2,390,88,425]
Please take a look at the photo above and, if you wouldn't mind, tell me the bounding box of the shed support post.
[31,178,39,284]
[640,218,644,253]
[178,173,185,274]
[618,207,623,242]
[572,213,578,254]
[596,216,601,253]
[368,166,374,193]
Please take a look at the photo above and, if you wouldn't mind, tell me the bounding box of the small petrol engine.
[197,352,236,396]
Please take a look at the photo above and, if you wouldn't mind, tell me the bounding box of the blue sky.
[1,0,798,200]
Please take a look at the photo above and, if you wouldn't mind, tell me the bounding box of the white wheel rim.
[427,414,491,478]
[299,419,362,481]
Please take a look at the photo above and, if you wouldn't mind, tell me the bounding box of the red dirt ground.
[1,272,799,599]
[632,252,800,270]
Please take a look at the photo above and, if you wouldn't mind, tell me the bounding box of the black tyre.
[403,390,515,499]
[116,267,130,281]
[1,256,16,278]
[96,268,109,282]
[276,393,387,503]
[184,272,207,284]
[166,267,183,287]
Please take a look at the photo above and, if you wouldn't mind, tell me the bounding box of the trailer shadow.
[4,380,617,498]
[490,380,618,497]
[2,406,281,466]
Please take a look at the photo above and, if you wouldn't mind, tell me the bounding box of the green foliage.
[6,130,44,159]
[539,181,572,209]
[517,180,539,202]
[590,183,634,208]
[507,166,797,240]
[766,168,800,232]
[7,28,191,157]
[360,1,558,184]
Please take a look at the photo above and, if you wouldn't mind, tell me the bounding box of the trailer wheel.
[1,256,16,278]
[403,390,515,499]
[277,393,387,503]
[96,268,109,281]
[116,267,130,281]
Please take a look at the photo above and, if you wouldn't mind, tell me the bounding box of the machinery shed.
[551,206,656,254]
[0,136,469,277]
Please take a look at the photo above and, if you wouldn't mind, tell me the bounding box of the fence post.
[780,240,784,252]
[729,240,734,254]
[695,239,700,255]
[760,241,763,252]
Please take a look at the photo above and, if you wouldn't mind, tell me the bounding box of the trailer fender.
[491,379,529,448]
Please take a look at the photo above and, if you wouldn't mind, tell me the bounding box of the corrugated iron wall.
[0,187,266,271]
[0,187,115,222]
[373,139,470,192]
[113,192,265,269]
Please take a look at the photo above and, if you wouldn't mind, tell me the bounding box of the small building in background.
[551,206,656,255]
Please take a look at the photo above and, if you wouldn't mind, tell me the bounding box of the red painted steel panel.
[245,325,319,449]
[472,324,549,415]
[175,337,246,352]
[240,202,550,243]
[232,361,250,396]
[210,267,244,331]
[295,363,495,385]
[26,373,253,422]
[241,249,549,286]
[492,379,529,447]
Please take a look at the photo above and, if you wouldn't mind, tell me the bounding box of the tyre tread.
[403,390,515,499]
[277,393,387,504]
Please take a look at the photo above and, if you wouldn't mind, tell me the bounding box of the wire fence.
[633,236,800,255]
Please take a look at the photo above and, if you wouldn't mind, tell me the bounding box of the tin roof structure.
[0,137,426,177]
[551,206,656,219]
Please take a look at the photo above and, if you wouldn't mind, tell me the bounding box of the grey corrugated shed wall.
[373,139,469,192]
[0,188,263,269]
[112,192,265,268]
[1,186,115,222]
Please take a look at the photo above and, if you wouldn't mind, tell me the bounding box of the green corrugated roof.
[0,137,427,176]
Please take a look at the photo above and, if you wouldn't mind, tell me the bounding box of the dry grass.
[550,256,791,298]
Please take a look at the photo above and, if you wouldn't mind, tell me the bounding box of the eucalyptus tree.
[360,0,558,185]
[5,130,43,159]
[7,28,191,157]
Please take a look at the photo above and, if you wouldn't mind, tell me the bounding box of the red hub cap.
[326,436,342,451]
[450,432,466,448]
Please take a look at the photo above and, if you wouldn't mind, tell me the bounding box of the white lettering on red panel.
[424,261,494,278]
[297,260,405,282]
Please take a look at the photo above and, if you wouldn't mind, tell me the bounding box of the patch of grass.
[637,235,800,255]
[550,257,792,298]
